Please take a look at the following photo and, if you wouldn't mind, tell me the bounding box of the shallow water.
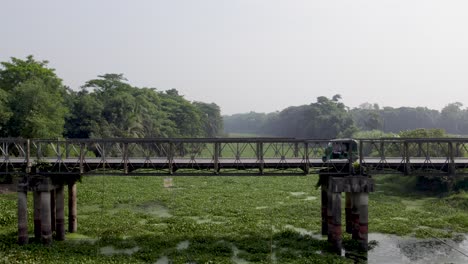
[189,216,224,224]
[367,233,468,264]
[154,256,169,264]
[231,244,249,264]
[177,240,190,250]
[100,245,140,256]
[284,224,323,240]
[290,192,306,196]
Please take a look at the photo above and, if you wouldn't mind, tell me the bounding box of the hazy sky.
[2,0,468,114]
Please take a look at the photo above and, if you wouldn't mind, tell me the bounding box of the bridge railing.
[3,137,468,176]
[358,138,468,175]
[0,138,30,175]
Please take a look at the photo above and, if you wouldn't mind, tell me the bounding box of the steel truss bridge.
[1,137,468,176]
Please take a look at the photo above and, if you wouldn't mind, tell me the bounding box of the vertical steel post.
[214,142,220,174]
[404,141,410,175]
[123,142,128,175]
[359,140,364,175]
[448,141,455,176]
[380,140,385,161]
[26,139,31,173]
[257,142,264,175]
[79,143,84,174]
[168,142,174,175]
[304,142,309,175]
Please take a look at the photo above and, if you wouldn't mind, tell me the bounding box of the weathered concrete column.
[351,193,360,241]
[321,187,328,235]
[50,188,56,232]
[40,190,52,245]
[345,192,353,234]
[327,190,342,254]
[17,187,28,245]
[355,192,369,251]
[351,192,369,251]
[68,182,77,233]
[33,191,41,241]
[55,185,65,241]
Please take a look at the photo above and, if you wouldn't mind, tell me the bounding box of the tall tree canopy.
[0,56,67,138]
[0,56,223,139]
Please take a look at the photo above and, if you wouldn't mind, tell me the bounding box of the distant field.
[0,175,466,263]
[227,133,269,138]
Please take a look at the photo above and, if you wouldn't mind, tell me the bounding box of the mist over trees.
[224,96,468,138]
[225,95,357,138]
[0,56,223,139]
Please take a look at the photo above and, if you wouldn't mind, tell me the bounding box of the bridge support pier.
[33,191,41,241]
[17,178,29,245]
[321,189,328,235]
[321,176,374,254]
[68,181,77,233]
[56,185,65,241]
[345,192,352,234]
[39,180,53,245]
[16,175,77,245]
[327,191,342,254]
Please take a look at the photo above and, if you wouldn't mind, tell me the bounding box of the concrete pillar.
[352,192,369,251]
[345,192,352,234]
[40,190,52,245]
[320,187,328,235]
[17,189,28,245]
[68,182,77,233]
[55,185,65,241]
[50,189,56,232]
[327,191,342,254]
[33,191,41,241]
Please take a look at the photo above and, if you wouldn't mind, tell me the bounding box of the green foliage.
[398,128,447,138]
[65,74,223,138]
[1,175,467,263]
[224,95,357,139]
[0,55,223,139]
[0,56,68,138]
[8,78,67,138]
[353,129,397,139]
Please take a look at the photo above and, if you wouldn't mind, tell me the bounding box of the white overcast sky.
[2,0,468,115]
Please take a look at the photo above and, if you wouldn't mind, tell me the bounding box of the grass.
[0,174,467,263]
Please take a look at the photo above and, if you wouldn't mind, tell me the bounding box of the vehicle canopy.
[322,138,358,162]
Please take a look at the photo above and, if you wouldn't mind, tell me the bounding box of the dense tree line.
[224,95,357,138]
[0,56,223,139]
[224,97,468,138]
[352,102,468,135]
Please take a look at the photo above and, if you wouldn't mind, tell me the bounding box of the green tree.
[7,78,67,138]
[193,102,223,137]
[0,56,68,138]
